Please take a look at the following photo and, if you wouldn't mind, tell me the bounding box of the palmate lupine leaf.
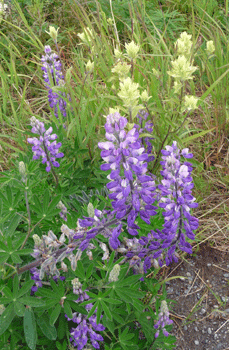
[23,308,37,350]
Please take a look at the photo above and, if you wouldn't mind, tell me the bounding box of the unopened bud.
[19,161,26,182]
[45,25,59,42]
[33,234,42,247]
[85,60,94,73]
[206,40,215,55]
[125,41,140,60]
[108,264,120,283]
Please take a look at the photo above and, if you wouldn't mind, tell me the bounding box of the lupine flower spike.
[66,278,105,350]
[124,141,198,273]
[27,117,64,180]
[154,300,173,338]
[41,45,68,119]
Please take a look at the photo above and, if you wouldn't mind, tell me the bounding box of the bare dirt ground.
[166,242,229,350]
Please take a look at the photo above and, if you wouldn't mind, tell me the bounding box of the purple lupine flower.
[97,112,157,248]
[156,141,198,263]
[30,267,43,294]
[154,300,173,338]
[122,141,198,273]
[56,201,68,221]
[41,45,67,118]
[27,117,64,172]
[135,109,154,162]
[66,279,105,350]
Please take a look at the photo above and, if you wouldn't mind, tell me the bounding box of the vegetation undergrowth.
[0,0,228,349]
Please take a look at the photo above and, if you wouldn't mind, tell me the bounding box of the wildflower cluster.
[154,300,173,338]
[23,30,201,350]
[27,116,64,172]
[41,45,68,118]
[66,279,105,350]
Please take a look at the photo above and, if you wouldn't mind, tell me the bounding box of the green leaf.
[32,195,42,213]
[76,260,85,279]
[0,303,15,336]
[17,280,34,298]
[96,301,102,325]
[63,301,73,319]
[3,286,13,300]
[6,237,13,250]
[14,248,34,255]
[19,296,46,307]
[13,274,19,297]
[112,311,124,324]
[36,287,58,299]
[57,312,67,340]
[107,251,115,269]
[101,300,112,321]
[87,302,98,318]
[67,300,87,315]
[5,213,21,237]
[50,279,62,297]
[5,186,13,206]
[14,301,25,317]
[11,253,22,264]
[50,304,61,326]
[132,299,144,313]
[85,263,94,280]
[24,308,37,350]
[46,195,62,213]
[104,298,122,305]
[118,275,141,287]
[182,127,216,143]
[37,314,57,340]
[0,252,9,264]
[42,189,50,213]
[0,241,9,252]
[115,289,132,304]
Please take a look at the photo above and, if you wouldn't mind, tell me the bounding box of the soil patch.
[165,243,229,350]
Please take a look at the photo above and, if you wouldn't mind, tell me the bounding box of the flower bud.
[184,95,198,111]
[111,61,131,79]
[206,40,215,55]
[19,161,26,182]
[114,48,122,59]
[78,27,93,45]
[125,41,140,60]
[141,90,151,102]
[45,25,59,42]
[85,60,94,73]
[108,264,120,283]
[33,234,42,247]
[175,31,192,58]
[167,55,197,81]
[118,77,140,111]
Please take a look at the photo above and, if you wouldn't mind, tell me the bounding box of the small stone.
[202,330,205,334]
[207,328,212,334]
[221,296,228,302]
[207,263,212,267]
[194,327,198,331]
[184,325,188,331]
[223,273,229,278]
[200,308,206,314]
[186,272,191,277]
[167,287,174,294]
[214,334,218,339]
[194,340,199,345]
